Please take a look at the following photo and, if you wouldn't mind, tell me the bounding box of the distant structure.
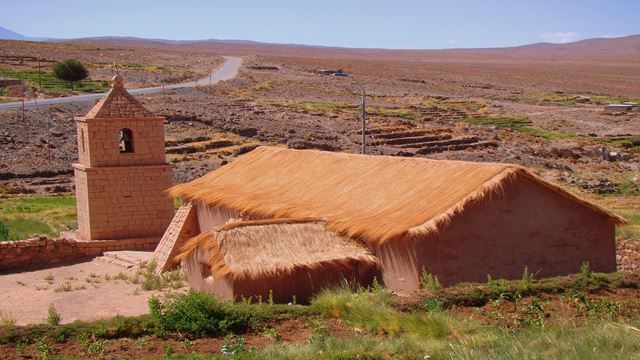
[154,146,623,301]
[604,102,640,113]
[72,75,173,241]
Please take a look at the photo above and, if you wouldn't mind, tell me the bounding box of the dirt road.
[0,56,242,111]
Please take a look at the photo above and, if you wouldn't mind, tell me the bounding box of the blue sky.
[2,0,639,49]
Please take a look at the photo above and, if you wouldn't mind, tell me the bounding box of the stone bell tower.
[72,75,173,241]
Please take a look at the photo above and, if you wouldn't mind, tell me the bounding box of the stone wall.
[73,163,174,240]
[76,117,167,167]
[0,235,159,272]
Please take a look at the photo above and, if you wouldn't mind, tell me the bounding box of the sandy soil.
[0,257,184,326]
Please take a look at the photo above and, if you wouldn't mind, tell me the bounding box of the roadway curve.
[0,56,242,110]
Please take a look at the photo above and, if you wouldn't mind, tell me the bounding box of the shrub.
[420,268,442,291]
[47,304,61,326]
[149,291,253,337]
[0,221,9,241]
[52,59,88,89]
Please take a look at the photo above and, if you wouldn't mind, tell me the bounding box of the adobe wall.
[76,117,166,167]
[0,235,159,272]
[231,261,382,304]
[153,202,201,274]
[377,176,617,292]
[74,163,173,240]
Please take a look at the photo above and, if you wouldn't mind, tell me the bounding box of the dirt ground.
[0,256,185,326]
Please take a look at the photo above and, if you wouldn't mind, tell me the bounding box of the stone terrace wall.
[0,235,158,272]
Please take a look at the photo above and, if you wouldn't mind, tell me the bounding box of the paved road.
[0,56,242,110]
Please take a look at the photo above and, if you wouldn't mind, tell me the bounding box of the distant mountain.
[2,25,639,64]
[0,26,50,41]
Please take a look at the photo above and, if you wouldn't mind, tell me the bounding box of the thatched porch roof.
[177,219,380,280]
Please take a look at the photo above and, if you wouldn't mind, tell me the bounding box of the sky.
[1,0,639,49]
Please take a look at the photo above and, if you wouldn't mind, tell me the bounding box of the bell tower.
[73,75,173,241]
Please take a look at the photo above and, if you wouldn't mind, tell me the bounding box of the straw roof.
[176,219,381,280]
[171,146,625,246]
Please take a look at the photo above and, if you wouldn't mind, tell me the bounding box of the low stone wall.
[0,235,159,272]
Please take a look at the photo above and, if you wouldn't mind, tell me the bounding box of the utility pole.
[38,57,42,92]
[358,84,366,154]
[209,73,212,87]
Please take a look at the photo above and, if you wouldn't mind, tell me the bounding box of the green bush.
[52,59,88,89]
[0,222,9,242]
[149,291,253,337]
[47,304,61,326]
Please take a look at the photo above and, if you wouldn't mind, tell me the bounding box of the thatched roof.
[176,219,381,280]
[171,146,625,246]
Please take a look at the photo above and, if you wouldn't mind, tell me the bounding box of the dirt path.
[0,258,185,326]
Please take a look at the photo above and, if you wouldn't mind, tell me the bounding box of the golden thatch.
[171,146,625,246]
[176,219,380,280]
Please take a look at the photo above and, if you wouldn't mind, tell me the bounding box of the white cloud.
[600,34,626,38]
[540,32,579,43]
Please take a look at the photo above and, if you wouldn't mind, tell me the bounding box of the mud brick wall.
[153,202,200,274]
[74,164,174,240]
[75,117,167,167]
[0,236,159,272]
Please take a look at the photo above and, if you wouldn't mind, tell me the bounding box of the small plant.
[221,336,251,356]
[54,281,72,292]
[114,272,128,281]
[262,327,282,343]
[268,289,274,305]
[519,297,547,328]
[16,281,27,286]
[47,303,61,326]
[164,345,174,357]
[35,336,53,359]
[15,340,28,357]
[580,261,592,279]
[44,274,54,284]
[521,266,534,290]
[133,337,149,349]
[87,339,106,357]
[423,298,444,312]
[0,311,15,327]
[308,319,328,346]
[0,221,9,241]
[180,338,194,350]
[486,275,508,296]
[130,260,186,291]
[420,267,442,291]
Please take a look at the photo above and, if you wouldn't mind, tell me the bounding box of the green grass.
[590,95,640,105]
[0,67,110,95]
[271,100,353,112]
[2,278,639,359]
[610,136,640,150]
[461,116,577,139]
[616,209,640,241]
[367,106,422,120]
[0,196,76,241]
[114,62,165,71]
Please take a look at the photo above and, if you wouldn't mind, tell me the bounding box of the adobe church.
[69,75,173,244]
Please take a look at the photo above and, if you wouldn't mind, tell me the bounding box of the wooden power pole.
[359,85,366,154]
